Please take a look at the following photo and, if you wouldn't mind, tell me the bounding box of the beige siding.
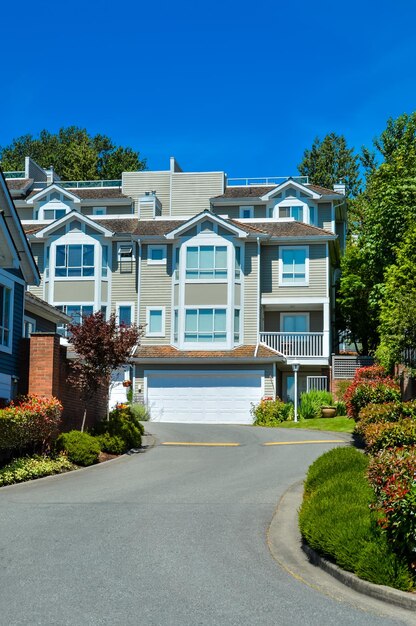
[140,244,173,344]
[110,242,138,312]
[122,172,171,217]
[263,310,323,332]
[318,202,333,231]
[54,281,95,302]
[170,172,224,216]
[82,205,132,216]
[29,242,45,299]
[261,244,327,298]
[185,283,228,305]
[243,242,259,343]
[211,204,268,219]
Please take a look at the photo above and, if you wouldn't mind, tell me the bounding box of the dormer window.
[44,208,67,220]
[279,205,303,221]
[239,206,254,219]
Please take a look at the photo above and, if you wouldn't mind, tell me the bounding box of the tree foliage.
[298,132,361,197]
[0,127,146,180]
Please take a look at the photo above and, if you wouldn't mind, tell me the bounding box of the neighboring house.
[0,170,39,402]
[6,157,347,423]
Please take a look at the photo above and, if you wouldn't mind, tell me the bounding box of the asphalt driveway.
[0,424,408,625]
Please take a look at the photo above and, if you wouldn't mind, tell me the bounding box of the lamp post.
[291,360,300,422]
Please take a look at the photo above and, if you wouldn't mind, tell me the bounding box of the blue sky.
[1,0,416,177]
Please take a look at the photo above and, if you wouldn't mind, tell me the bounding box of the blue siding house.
[0,171,39,402]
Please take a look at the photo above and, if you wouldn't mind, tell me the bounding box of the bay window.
[55,244,95,277]
[186,246,227,280]
[184,308,226,343]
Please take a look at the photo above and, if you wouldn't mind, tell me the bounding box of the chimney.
[333,181,346,196]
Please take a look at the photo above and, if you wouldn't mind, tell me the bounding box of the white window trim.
[116,302,135,327]
[147,245,167,265]
[182,306,228,349]
[273,198,308,223]
[24,315,37,338]
[279,246,309,287]
[184,241,229,282]
[0,273,14,354]
[239,206,254,219]
[146,306,165,337]
[92,207,106,216]
[280,312,310,333]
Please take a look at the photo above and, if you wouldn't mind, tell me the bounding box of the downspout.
[254,236,261,357]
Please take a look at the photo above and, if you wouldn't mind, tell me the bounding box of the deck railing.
[227,175,309,187]
[259,332,325,357]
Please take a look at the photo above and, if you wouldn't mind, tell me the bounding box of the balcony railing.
[227,175,309,187]
[260,332,325,357]
[4,171,25,178]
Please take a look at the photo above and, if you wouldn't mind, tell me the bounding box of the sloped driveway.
[0,424,406,625]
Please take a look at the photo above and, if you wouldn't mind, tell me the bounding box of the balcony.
[259,332,325,358]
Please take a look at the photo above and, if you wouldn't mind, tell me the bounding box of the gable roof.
[27,183,81,204]
[0,170,39,284]
[31,209,114,238]
[213,181,343,201]
[164,210,249,239]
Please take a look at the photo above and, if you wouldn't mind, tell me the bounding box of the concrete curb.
[268,480,416,619]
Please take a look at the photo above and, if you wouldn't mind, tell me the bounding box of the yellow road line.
[263,439,344,446]
[161,442,240,447]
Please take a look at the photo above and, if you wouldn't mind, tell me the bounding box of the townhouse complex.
[4,156,347,423]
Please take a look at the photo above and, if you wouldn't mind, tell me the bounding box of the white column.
[323,301,330,358]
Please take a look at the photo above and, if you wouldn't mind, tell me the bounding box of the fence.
[332,355,373,379]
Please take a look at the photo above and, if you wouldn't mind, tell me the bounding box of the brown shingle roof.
[134,344,280,359]
[247,221,333,237]
[213,183,342,200]
[25,187,127,200]
[307,183,342,196]
[6,178,32,190]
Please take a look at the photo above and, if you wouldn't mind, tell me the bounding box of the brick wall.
[24,333,108,432]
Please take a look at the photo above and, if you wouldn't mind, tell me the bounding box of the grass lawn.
[279,416,354,433]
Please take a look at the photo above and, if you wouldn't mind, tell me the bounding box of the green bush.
[0,455,74,486]
[334,400,347,416]
[95,432,126,455]
[129,403,150,422]
[361,419,416,453]
[57,431,101,466]
[251,397,293,426]
[299,447,414,591]
[299,390,334,420]
[95,405,143,449]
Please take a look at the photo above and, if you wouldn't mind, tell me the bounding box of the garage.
[145,369,264,424]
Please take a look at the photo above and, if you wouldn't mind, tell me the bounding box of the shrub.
[251,397,292,426]
[357,401,404,428]
[95,432,126,455]
[96,405,143,449]
[368,446,416,563]
[344,373,400,420]
[334,400,347,416]
[299,447,414,591]
[129,403,150,422]
[299,390,333,420]
[361,420,416,453]
[334,380,351,402]
[0,395,62,455]
[57,431,100,466]
[0,455,74,487]
[354,365,389,381]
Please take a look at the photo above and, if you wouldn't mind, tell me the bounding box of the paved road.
[0,424,409,625]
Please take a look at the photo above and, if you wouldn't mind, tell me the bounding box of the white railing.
[307,376,328,392]
[4,171,25,178]
[260,332,324,357]
[227,175,309,187]
[59,179,122,188]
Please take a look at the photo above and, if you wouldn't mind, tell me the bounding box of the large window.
[185,308,226,343]
[55,244,95,277]
[0,284,11,348]
[44,208,67,220]
[186,246,227,280]
[279,205,303,221]
[56,304,93,336]
[281,313,309,332]
[280,247,308,285]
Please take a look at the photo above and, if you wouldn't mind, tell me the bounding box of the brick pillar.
[28,333,61,398]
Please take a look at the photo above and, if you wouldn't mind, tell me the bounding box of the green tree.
[377,224,416,369]
[0,126,146,179]
[298,133,361,197]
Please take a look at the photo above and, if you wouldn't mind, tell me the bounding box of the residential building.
[6,157,347,422]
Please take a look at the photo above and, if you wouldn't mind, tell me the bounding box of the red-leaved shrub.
[344,367,400,419]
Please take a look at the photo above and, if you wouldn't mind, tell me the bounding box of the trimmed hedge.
[344,366,400,420]
[57,431,101,466]
[0,455,74,486]
[251,397,292,426]
[299,447,414,591]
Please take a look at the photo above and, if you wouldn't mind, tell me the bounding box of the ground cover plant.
[0,455,74,486]
[299,447,414,591]
[251,397,293,426]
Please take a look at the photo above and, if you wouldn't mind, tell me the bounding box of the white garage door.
[146,370,264,424]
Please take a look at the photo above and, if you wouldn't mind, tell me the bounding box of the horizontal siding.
[318,202,333,231]
[139,245,173,345]
[261,244,327,298]
[211,205,267,219]
[170,173,224,216]
[243,242,258,344]
[110,242,138,312]
[122,172,171,217]
[0,281,23,377]
[28,242,45,299]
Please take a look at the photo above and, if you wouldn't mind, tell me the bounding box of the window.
[148,245,167,265]
[280,247,308,285]
[93,207,106,216]
[118,244,134,273]
[234,309,240,343]
[44,208,67,220]
[56,304,93,336]
[55,244,95,277]
[102,246,108,277]
[173,309,178,342]
[186,246,227,280]
[174,247,180,280]
[184,308,226,343]
[235,247,242,280]
[0,284,12,349]
[101,305,107,319]
[279,205,303,221]
[281,313,309,333]
[119,305,132,326]
[239,206,254,219]
[309,206,316,226]
[146,307,165,336]
[45,246,50,279]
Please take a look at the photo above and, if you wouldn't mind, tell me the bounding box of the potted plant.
[122,379,132,388]
[321,405,337,418]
